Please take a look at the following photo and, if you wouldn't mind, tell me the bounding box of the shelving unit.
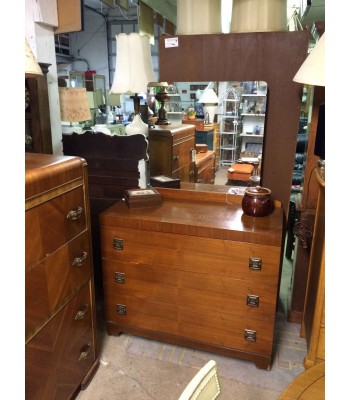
[164,94,182,124]
[240,93,266,155]
[219,92,240,166]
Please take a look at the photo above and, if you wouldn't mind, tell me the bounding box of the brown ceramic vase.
[242,186,274,217]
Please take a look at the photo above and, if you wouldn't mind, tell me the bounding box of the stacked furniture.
[62,131,148,295]
[25,153,99,400]
[100,187,283,370]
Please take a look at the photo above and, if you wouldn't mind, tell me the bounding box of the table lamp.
[108,93,121,123]
[293,33,325,163]
[148,82,170,125]
[198,87,220,124]
[110,32,156,136]
[25,38,43,77]
[59,87,92,134]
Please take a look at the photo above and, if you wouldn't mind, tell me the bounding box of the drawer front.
[196,158,215,184]
[26,283,95,400]
[103,260,277,322]
[100,226,281,284]
[172,162,194,182]
[171,136,195,173]
[26,186,87,268]
[26,232,92,341]
[104,293,273,356]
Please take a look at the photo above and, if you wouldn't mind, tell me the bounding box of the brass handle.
[67,206,83,221]
[72,251,88,268]
[25,134,32,144]
[189,170,195,176]
[75,304,89,320]
[173,155,179,161]
[78,344,91,361]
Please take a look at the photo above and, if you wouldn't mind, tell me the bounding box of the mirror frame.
[159,31,309,213]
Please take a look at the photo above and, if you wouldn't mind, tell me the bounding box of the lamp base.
[125,114,149,136]
[61,125,83,135]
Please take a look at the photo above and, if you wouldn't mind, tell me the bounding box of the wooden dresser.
[194,151,215,183]
[301,167,325,369]
[99,187,283,369]
[204,122,220,170]
[25,153,99,400]
[148,124,195,182]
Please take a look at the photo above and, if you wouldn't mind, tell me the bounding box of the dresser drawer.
[26,231,92,341]
[103,260,276,320]
[25,283,95,400]
[171,135,195,174]
[26,186,87,268]
[104,293,273,356]
[100,226,281,284]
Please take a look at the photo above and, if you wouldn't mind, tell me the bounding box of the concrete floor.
[76,254,306,400]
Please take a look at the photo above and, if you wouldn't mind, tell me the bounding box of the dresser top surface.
[25,153,85,200]
[100,188,283,246]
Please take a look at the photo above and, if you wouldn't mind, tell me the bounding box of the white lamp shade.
[177,0,222,34]
[59,88,91,122]
[198,88,220,104]
[231,0,287,33]
[25,38,43,77]
[293,33,325,87]
[108,93,121,106]
[110,33,156,94]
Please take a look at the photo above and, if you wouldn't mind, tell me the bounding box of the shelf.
[241,113,265,117]
[220,132,238,135]
[222,115,239,118]
[242,93,266,97]
[240,133,264,137]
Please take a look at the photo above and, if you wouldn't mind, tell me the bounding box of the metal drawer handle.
[75,304,89,320]
[67,206,83,221]
[78,344,91,361]
[72,251,88,268]
[173,155,179,161]
[249,257,262,271]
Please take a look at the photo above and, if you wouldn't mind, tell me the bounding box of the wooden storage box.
[124,188,162,208]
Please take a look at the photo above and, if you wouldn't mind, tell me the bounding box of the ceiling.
[85,0,325,31]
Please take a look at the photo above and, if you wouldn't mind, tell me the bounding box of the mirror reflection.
[148,81,268,187]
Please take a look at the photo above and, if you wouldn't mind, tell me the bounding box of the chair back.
[178,360,221,400]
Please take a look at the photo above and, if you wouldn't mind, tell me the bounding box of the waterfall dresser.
[25,153,99,399]
[100,187,283,369]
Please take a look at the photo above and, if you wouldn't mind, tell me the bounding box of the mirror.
[153,81,268,187]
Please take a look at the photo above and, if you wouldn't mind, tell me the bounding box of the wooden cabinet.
[195,129,213,149]
[99,188,283,369]
[204,122,220,170]
[148,124,195,182]
[301,167,325,369]
[194,151,215,184]
[25,63,53,154]
[25,153,99,400]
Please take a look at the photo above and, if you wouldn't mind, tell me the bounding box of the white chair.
[178,360,221,400]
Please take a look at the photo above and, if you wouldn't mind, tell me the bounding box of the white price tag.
[164,37,179,48]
